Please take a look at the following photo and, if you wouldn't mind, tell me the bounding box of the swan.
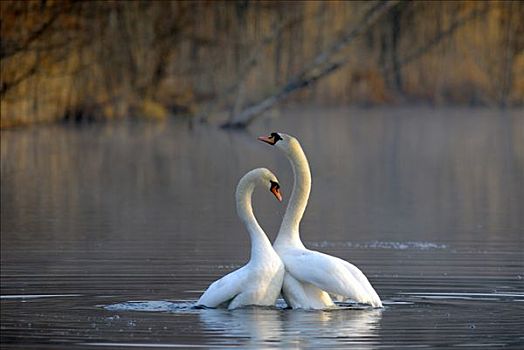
[196,168,285,309]
[258,132,382,309]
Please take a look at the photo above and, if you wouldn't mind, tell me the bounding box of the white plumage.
[196,168,285,309]
[259,133,382,309]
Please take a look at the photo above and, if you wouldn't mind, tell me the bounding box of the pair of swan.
[197,133,382,309]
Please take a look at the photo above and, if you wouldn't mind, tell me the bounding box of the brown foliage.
[0,1,522,128]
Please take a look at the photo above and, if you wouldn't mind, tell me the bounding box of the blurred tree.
[1,0,522,129]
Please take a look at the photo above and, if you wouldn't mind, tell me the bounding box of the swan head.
[270,179,283,202]
[257,132,299,157]
[239,168,282,202]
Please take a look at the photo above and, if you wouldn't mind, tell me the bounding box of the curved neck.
[275,140,310,248]
[236,183,274,262]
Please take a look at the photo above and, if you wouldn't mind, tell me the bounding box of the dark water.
[1,107,523,349]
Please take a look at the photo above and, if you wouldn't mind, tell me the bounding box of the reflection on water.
[200,308,284,346]
[199,306,382,349]
[102,300,383,348]
[281,308,382,349]
[1,107,523,348]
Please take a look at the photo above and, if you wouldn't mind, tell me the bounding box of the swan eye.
[270,180,280,190]
[270,132,283,144]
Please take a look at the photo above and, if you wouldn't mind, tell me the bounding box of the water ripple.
[400,292,524,302]
[307,241,448,250]
[104,300,197,313]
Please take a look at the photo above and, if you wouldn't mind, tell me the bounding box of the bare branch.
[395,4,489,69]
[223,0,400,128]
[197,11,306,123]
[1,62,38,95]
[0,3,68,60]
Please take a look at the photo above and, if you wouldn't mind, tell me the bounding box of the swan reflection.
[282,307,382,348]
[199,305,382,348]
[199,307,283,346]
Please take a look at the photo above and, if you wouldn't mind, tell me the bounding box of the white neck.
[275,139,310,248]
[236,182,274,262]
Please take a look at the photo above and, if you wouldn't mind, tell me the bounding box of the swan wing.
[196,266,249,308]
[284,249,382,307]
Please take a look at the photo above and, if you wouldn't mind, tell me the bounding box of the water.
[1,107,523,348]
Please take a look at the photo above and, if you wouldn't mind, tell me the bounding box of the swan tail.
[282,273,334,309]
[340,260,383,307]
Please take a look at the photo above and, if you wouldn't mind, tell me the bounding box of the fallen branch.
[223,1,490,128]
[222,0,400,129]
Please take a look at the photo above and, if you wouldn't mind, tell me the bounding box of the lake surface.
[1,107,523,349]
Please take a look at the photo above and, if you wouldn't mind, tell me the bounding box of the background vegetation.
[1,0,523,128]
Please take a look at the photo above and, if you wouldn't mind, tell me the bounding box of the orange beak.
[271,187,283,202]
[258,135,274,145]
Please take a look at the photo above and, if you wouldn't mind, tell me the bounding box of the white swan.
[196,168,285,309]
[258,133,382,309]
